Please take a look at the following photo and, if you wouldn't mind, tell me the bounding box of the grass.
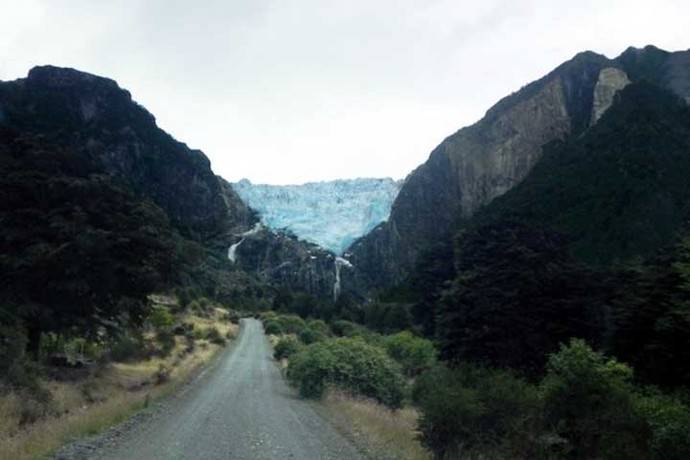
[0,309,238,460]
[323,391,432,460]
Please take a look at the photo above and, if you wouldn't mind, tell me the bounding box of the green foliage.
[634,389,690,460]
[330,320,361,337]
[414,341,690,459]
[413,363,541,459]
[276,314,306,335]
[362,302,413,333]
[438,222,606,374]
[541,339,647,459]
[298,319,331,344]
[110,334,146,362]
[155,329,176,356]
[306,319,330,336]
[273,336,302,360]
[202,327,226,345]
[0,325,46,396]
[287,337,405,408]
[384,331,436,377]
[176,287,196,309]
[263,320,283,336]
[0,131,175,352]
[611,236,690,388]
[298,327,325,345]
[479,82,690,266]
[149,306,174,330]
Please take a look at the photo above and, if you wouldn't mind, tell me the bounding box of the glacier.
[232,178,401,255]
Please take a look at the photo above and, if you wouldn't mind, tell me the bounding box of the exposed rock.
[227,225,350,299]
[348,46,690,293]
[590,67,631,124]
[348,52,610,289]
[0,66,247,240]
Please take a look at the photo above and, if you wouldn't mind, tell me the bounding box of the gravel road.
[56,318,363,459]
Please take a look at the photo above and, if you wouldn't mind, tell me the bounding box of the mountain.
[232,178,401,255]
[436,80,690,377]
[0,65,365,311]
[474,81,690,265]
[348,45,690,291]
[0,66,253,240]
[0,66,298,349]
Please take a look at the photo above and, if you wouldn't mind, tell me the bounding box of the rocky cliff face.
[0,66,250,240]
[348,46,690,292]
[591,67,631,124]
[348,52,608,289]
[224,224,361,300]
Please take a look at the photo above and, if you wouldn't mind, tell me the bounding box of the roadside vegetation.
[0,294,239,460]
[261,298,690,460]
[261,310,435,459]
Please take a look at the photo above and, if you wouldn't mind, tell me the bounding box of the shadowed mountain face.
[347,45,690,292]
[0,66,362,301]
[0,66,252,240]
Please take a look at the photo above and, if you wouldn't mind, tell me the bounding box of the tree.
[611,233,690,387]
[0,133,174,355]
[542,339,648,458]
[437,222,608,374]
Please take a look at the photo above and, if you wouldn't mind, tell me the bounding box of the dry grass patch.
[324,391,432,460]
[0,310,238,460]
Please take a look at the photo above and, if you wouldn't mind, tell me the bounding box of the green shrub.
[276,314,306,335]
[287,337,405,408]
[299,327,325,344]
[634,389,690,460]
[176,287,193,308]
[306,319,330,336]
[413,363,541,459]
[228,312,241,324]
[110,334,146,362]
[541,339,647,459]
[273,336,302,360]
[156,329,176,356]
[188,300,202,312]
[384,331,437,377]
[330,320,361,337]
[263,320,283,335]
[149,306,174,330]
[259,310,277,321]
[204,327,226,345]
[0,326,50,402]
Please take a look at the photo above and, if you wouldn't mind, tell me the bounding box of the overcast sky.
[1,1,688,184]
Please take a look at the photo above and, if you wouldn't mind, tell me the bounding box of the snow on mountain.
[232,178,401,255]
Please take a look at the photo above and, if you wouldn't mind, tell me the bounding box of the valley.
[55,319,363,460]
[1,43,690,460]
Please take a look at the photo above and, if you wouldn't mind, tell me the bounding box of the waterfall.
[228,238,245,263]
[333,256,353,302]
[227,222,262,263]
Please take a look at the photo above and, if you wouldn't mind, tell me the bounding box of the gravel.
[54,318,364,459]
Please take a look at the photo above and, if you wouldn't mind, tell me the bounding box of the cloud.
[1,0,688,183]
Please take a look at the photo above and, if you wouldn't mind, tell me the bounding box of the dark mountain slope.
[0,66,356,312]
[476,81,690,265]
[0,66,251,240]
[349,46,690,292]
[0,66,267,349]
[436,81,690,383]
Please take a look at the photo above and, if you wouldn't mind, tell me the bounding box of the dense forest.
[2,60,690,459]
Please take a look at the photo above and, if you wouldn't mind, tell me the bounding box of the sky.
[1,1,688,184]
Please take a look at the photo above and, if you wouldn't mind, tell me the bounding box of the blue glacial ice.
[231,178,401,255]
